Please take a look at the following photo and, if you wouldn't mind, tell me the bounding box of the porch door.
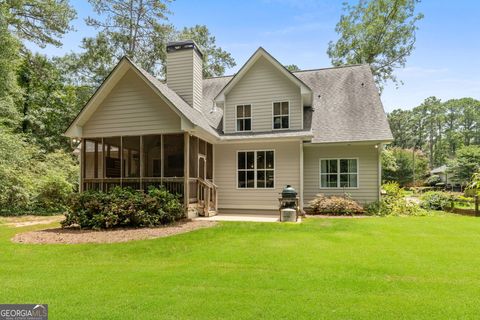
[198,155,206,180]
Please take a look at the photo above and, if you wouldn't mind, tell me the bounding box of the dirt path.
[11,220,216,244]
[0,215,64,227]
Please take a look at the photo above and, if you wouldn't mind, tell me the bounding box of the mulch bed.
[11,220,216,244]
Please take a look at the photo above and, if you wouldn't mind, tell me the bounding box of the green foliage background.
[0,0,236,214]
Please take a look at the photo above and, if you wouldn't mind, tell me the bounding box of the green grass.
[2,216,480,319]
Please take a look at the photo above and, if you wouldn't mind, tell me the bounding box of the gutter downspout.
[300,140,304,210]
[377,143,383,201]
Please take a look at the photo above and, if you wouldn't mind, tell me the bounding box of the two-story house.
[65,40,393,217]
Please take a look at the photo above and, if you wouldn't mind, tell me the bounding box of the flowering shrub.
[308,194,364,215]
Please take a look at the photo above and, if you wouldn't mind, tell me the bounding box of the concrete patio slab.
[194,214,302,223]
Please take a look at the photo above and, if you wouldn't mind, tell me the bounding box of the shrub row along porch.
[80,133,217,214]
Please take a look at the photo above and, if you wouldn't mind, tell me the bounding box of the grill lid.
[281,185,297,198]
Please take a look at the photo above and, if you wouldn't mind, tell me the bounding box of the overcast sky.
[27,0,480,112]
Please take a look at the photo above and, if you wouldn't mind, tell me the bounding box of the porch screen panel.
[163,134,184,177]
[143,135,162,177]
[189,136,198,178]
[122,136,140,177]
[84,139,101,179]
[199,139,206,155]
[103,137,121,178]
[207,143,213,180]
[96,139,104,178]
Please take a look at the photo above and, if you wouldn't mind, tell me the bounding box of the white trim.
[271,100,291,130]
[299,141,304,209]
[234,104,253,132]
[377,143,382,201]
[304,140,393,147]
[214,47,312,102]
[236,149,276,190]
[198,154,206,179]
[318,158,360,189]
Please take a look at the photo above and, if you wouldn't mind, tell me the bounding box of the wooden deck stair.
[197,178,218,217]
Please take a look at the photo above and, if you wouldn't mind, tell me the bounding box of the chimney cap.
[166,40,203,58]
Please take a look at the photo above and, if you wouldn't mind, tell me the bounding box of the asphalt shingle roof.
[294,65,393,143]
[130,57,392,143]
[200,64,392,143]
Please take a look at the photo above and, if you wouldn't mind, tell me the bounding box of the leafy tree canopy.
[449,145,480,183]
[284,64,300,72]
[388,96,480,169]
[0,6,22,128]
[3,0,76,48]
[69,0,236,85]
[327,0,423,89]
[176,25,236,78]
[382,147,429,186]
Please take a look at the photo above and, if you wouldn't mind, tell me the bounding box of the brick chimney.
[166,40,203,110]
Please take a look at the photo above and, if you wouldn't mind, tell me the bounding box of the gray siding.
[224,56,302,133]
[214,140,301,213]
[166,49,203,109]
[303,144,380,205]
[82,70,181,137]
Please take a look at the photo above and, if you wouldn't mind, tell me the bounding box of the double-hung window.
[320,158,358,188]
[236,104,251,131]
[237,150,274,188]
[273,101,289,129]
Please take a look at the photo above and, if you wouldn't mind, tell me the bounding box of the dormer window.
[236,104,252,131]
[273,101,289,129]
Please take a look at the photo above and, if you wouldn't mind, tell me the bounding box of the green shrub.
[34,173,74,212]
[62,187,185,229]
[0,128,78,215]
[420,191,452,210]
[425,175,442,186]
[308,194,364,215]
[367,182,427,216]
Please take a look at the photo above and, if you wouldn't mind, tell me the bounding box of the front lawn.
[1,215,480,319]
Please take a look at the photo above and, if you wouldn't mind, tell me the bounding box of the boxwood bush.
[62,187,185,229]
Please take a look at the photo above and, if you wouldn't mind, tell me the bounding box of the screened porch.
[80,133,216,211]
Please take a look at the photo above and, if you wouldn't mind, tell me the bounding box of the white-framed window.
[320,158,358,188]
[236,104,252,131]
[237,150,274,189]
[273,101,289,129]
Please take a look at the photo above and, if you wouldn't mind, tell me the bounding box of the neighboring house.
[430,165,461,186]
[65,40,393,216]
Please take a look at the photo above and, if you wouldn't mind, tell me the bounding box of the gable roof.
[66,50,392,144]
[201,65,393,144]
[65,57,218,138]
[214,47,312,103]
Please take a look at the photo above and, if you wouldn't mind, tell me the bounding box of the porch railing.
[197,178,218,216]
[83,177,185,198]
[82,177,217,215]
